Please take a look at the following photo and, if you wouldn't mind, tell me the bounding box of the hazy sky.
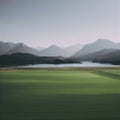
[0,0,120,47]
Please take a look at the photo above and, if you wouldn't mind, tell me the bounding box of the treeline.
[93,57,120,65]
[0,53,79,67]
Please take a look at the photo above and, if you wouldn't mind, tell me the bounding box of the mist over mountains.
[0,39,120,65]
[0,41,83,57]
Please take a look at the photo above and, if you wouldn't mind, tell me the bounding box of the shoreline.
[0,67,120,71]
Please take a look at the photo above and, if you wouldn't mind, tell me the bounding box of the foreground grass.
[0,68,120,120]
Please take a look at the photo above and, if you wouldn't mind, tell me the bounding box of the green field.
[0,68,120,120]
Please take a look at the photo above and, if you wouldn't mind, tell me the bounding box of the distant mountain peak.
[38,44,67,57]
[95,39,114,43]
[48,45,61,49]
[16,43,27,47]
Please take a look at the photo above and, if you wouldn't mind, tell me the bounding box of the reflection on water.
[18,61,120,68]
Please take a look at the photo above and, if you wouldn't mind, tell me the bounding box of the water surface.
[18,61,120,68]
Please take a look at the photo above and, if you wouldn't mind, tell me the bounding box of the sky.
[0,0,120,47]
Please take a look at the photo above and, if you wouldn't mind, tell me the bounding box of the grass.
[0,68,120,120]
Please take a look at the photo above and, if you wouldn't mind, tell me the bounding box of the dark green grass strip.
[92,71,120,80]
[1,94,120,120]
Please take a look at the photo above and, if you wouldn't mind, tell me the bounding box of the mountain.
[0,41,15,55]
[93,50,120,65]
[72,39,120,57]
[38,44,83,57]
[64,44,83,56]
[0,41,40,56]
[6,43,40,56]
[38,45,68,57]
[73,49,118,61]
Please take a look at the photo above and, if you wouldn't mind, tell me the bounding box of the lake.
[18,61,120,68]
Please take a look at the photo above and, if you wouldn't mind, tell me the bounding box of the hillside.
[6,43,40,56]
[72,49,118,61]
[0,41,15,55]
[72,39,120,57]
[93,50,120,65]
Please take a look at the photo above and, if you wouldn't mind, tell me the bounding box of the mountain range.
[0,39,120,65]
[0,41,83,57]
